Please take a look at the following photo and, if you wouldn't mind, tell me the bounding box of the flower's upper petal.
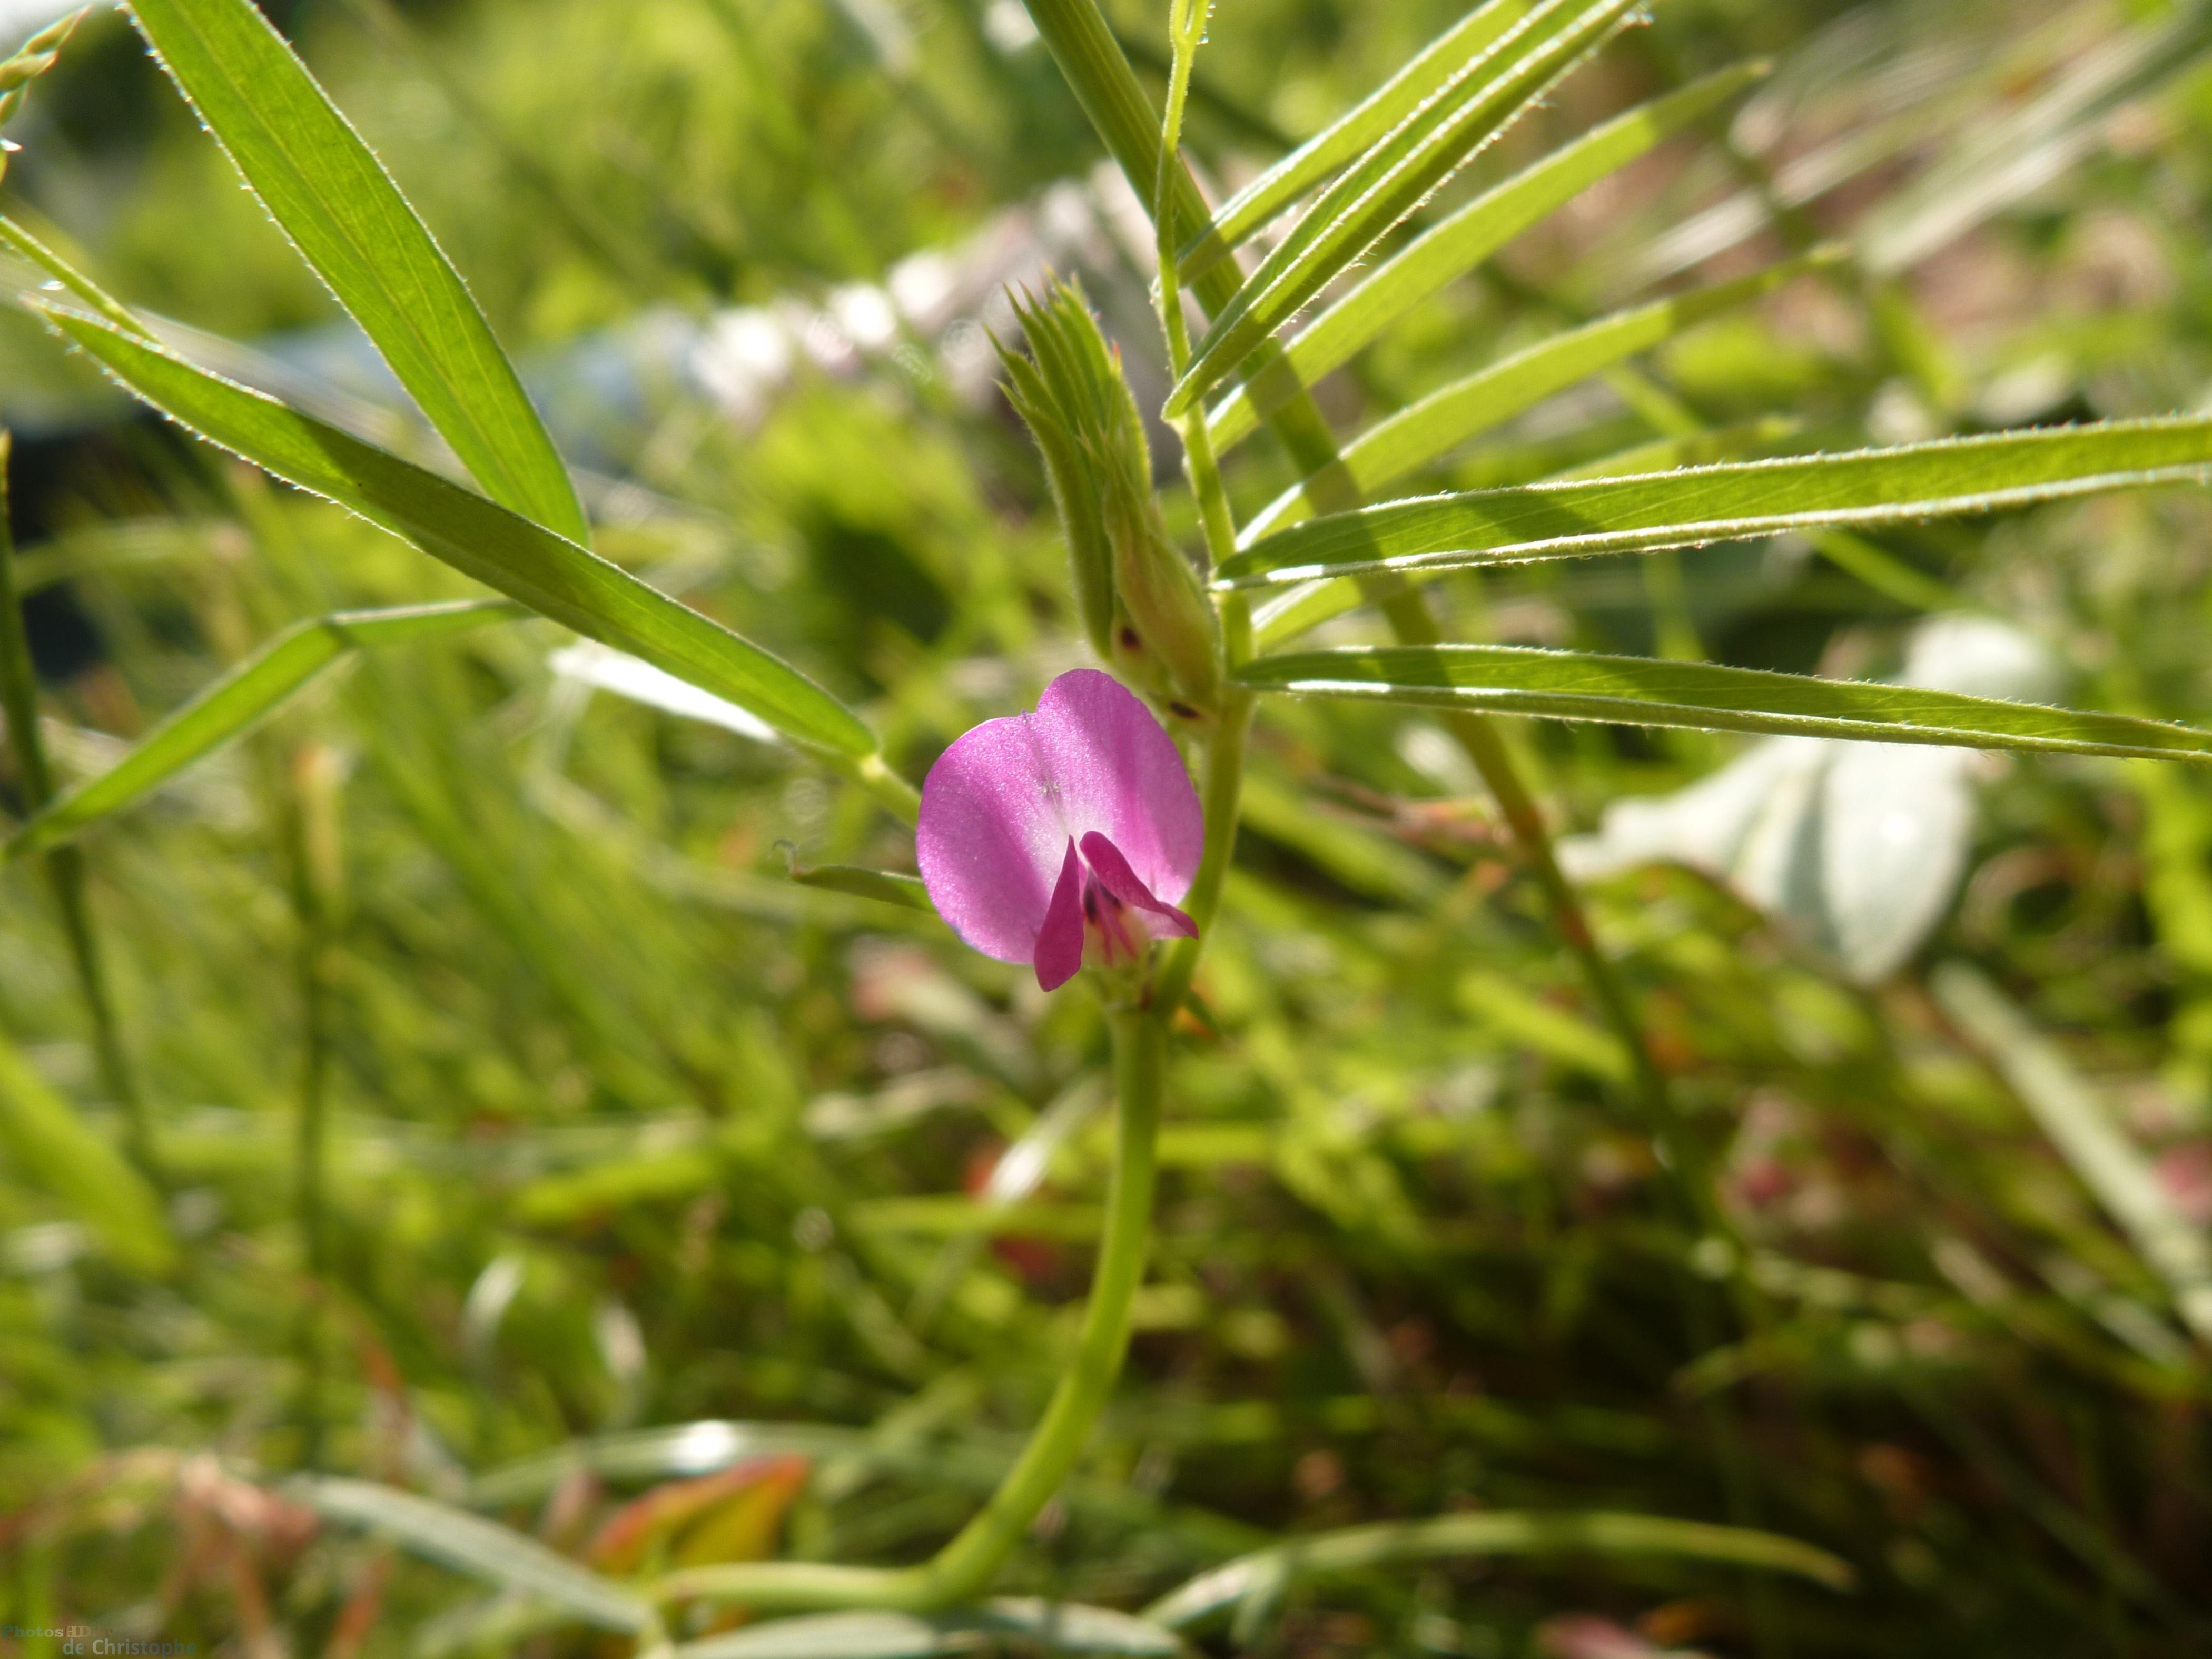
[1080,831,1197,940]
[1029,670,1203,905]
[1035,839,1087,991]
[917,709,1069,963]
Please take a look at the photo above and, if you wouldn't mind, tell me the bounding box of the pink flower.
[918,670,1202,992]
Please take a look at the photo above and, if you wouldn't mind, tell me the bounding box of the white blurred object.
[549,641,782,745]
[1559,616,2063,981]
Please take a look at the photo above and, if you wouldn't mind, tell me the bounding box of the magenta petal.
[1034,839,1086,991]
[1028,671,1203,906]
[916,712,1069,964]
[1080,832,1197,939]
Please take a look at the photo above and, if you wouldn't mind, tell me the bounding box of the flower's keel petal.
[1035,839,1089,992]
[1030,671,1205,905]
[1081,832,1198,939]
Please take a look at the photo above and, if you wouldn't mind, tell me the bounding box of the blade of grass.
[1218,418,2212,586]
[1933,964,2212,1347]
[0,431,157,1179]
[1236,641,2212,763]
[126,0,589,543]
[4,600,519,864]
[40,308,888,770]
[0,1029,174,1276]
[1206,62,1772,452]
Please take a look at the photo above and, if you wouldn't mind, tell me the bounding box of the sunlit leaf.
[1167,0,1642,416]
[1184,0,1544,272]
[1218,418,2212,587]
[1245,251,1838,539]
[1236,642,2212,763]
[126,0,590,542]
[42,308,878,759]
[1206,62,1771,451]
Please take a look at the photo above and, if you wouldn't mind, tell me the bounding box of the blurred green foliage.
[5,0,2212,1654]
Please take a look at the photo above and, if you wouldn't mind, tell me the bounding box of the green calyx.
[998,278,1221,722]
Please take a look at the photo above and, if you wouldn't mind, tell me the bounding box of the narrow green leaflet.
[1143,1510,1853,1631]
[292,1476,654,1633]
[676,1602,1181,1659]
[1183,0,1538,272]
[1207,62,1770,452]
[4,600,517,864]
[1245,253,1836,539]
[1167,0,1640,417]
[786,861,934,913]
[44,308,877,759]
[126,0,589,544]
[1218,418,2212,586]
[0,1031,174,1277]
[1236,643,2212,763]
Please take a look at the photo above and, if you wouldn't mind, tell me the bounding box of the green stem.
[0,432,158,1181]
[655,1008,1169,1615]
[1156,683,1251,1019]
[913,1008,1163,1598]
[855,750,922,827]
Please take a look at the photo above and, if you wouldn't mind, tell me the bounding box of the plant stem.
[913,1007,1163,1598]
[1156,682,1251,1019]
[0,432,159,1181]
[855,750,922,826]
[654,1008,1169,1616]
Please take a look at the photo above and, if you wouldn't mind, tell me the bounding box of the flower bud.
[997,279,1221,720]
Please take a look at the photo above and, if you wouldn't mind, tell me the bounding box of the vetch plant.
[9,0,2212,1646]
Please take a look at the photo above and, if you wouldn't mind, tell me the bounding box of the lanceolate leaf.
[1245,252,1838,539]
[1142,1510,1854,1631]
[1167,0,1641,417]
[1217,418,2212,587]
[4,600,518,864]
[1236,644,2212,764]
[1183,0,1541,272]
[126,0,589,544]
[293,1476,654,1633]
[43,309,878,759]
[1206,62,1771,452]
